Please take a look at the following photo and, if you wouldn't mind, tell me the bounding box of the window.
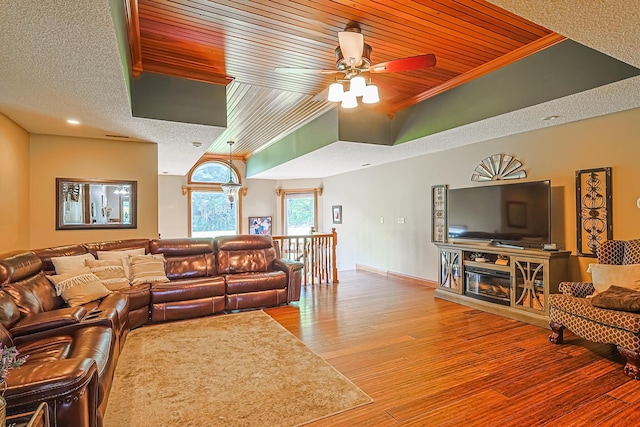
[280,191,319,235]
[188,160,239,237]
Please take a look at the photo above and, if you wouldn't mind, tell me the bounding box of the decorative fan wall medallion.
[471,154,527,182]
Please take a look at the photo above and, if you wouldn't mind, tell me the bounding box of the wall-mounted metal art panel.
[575,167,612,257]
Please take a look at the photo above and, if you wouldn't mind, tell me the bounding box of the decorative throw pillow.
[85,259,130,291]
[591,285,640,312]
[129,254,169,285]
[51,253,95,274]
[97,248,146,281]
[588,263,640,293]
[46,270,111,307]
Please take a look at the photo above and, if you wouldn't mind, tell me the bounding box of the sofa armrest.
[274,258,303,302]
[558,281,595,298]
[10,307,88,337]
[6,358,99,427]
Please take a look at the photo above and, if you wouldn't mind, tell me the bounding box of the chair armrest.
[273,258,303,302]
[5,358,99,427]
[10,307,88,337]
[558,281,595,298]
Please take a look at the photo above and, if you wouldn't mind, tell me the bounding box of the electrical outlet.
[397,217,405,224]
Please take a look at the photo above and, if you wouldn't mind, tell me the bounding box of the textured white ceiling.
[0,1,224,175]
[0,1,637,178]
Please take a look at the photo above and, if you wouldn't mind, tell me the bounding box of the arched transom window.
[187,160,240,237]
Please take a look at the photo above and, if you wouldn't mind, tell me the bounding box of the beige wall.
[29,134,159,248]
[158,174,188,238]
[323,107,640,282]
[0,114,30,252]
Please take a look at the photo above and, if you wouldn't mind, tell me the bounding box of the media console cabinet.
[434,242,571,328]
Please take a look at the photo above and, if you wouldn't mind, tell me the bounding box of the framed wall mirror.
[56,178,137,230]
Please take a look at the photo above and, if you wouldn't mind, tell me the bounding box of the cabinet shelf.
[436,242,570,326]
[463,260,511,273]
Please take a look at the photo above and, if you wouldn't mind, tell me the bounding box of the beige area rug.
[104,310,372,426]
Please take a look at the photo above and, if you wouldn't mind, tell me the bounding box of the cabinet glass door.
[512,258,547,313]
[439,250,462,293]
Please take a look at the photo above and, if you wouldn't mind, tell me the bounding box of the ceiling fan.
[274,23,436,107]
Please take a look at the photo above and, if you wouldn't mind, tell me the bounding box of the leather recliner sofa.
[0,234,303,427]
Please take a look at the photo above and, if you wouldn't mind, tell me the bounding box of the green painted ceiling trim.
[246,109,339,177]
[108,0,133,104]
[130,72,227,126]
[392,40,640,145]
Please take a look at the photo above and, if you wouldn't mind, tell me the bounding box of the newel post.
[331,228,339,284]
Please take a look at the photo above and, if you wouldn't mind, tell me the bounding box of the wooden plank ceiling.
[125,0,562,157]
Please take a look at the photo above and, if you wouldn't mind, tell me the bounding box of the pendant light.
[220,141,242,208]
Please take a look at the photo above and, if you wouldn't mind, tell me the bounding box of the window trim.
[277,187,322,235]
[185,158,244,236]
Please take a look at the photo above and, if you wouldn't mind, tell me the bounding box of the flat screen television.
[447,180,551,248]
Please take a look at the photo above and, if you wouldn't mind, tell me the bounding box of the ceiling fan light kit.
[341,90,358,109]
[349,75,366,96]
[327,82,344,102]
[276,22,436,109]
[362,84,380,104]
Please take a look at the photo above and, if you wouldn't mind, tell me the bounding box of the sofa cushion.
[597,240,626,265]
[549,294,640,333]
[46,271,111,307]
[4,272,63,315]
[591,285,640,312]
[589,263,640,293]
[224,271,287,295]
[85,259,130,291]
[130,254,169,285]
[150,238,216,279]
[33,244,87,274]
[51,253,95,274]
[0,291,22,330]
[150,277,225,304]
[0,252,43,285]
[624,239,640,265]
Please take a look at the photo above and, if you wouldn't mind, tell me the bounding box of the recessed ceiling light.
[66,119,80,125]
[361,163,371,167]
[192,142,203,148]
[162,171,169,174]
[542,115,560,121]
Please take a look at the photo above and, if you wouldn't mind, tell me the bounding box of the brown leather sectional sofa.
[0,235,303,427]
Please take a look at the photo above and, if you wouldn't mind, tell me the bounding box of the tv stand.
[435,242,570,327]
[490,241,525,250]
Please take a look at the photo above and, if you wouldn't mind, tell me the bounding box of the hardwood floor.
[265,270,640,426]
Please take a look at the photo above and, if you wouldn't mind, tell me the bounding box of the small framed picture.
[332,205,342,224]
[249,216,272,235]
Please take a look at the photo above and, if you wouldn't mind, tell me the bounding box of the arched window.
[187,160,240,237]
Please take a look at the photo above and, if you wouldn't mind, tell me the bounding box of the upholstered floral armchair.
[549,239,640,379]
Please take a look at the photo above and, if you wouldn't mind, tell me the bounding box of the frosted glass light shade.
[349,76,366,97]
[341,90,357,108]
[362,84,380,104]
[327,82,344,102]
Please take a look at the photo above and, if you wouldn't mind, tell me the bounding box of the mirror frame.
[56,178,138,230]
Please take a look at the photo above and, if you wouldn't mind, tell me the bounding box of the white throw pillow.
[97,248,146,282]
[46,270,111,307]
[588,263,640,293]
[129,254,169,285]
[51,253,95,274]
[85,258,130,291]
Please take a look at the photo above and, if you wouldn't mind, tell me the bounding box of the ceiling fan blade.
[369,54,436,73]
[338,31,364,67]
[274,67,338,75]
